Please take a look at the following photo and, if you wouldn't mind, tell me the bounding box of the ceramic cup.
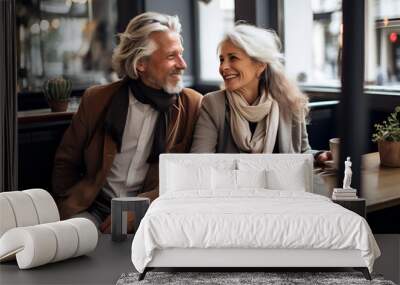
[329,138,340,169]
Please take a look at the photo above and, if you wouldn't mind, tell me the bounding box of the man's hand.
[99,211,136,234]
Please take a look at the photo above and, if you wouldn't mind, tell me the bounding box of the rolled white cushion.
[65,218,98,257]
[42,221,79,262]
[0,226,57,269]
[24,189,59,224]
[0,196,17,237]
[0,189,60,239]
[0,218,98,269]
[0,191,39,227]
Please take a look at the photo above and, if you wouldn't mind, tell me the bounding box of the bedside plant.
[43,77,72,112]
[372,106,400,167]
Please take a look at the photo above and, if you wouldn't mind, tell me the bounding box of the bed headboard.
[159,154,314,196]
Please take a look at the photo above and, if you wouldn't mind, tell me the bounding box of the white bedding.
[131,190,380,273]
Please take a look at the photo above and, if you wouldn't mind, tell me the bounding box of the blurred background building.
[15,0,400,93]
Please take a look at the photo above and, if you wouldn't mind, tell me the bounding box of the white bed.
[131,154,380,280]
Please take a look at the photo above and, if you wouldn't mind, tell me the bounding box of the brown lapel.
[166,96,185,151]
[98,133,118,186]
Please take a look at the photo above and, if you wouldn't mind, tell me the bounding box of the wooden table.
[314,152,400,213]
[18,106,77,124]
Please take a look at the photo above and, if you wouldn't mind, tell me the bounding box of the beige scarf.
[226,88,279,153]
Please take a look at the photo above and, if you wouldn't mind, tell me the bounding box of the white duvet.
[131,190,380,273]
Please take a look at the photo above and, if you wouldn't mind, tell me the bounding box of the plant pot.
[48,100,69,112]
[378,141,400,167]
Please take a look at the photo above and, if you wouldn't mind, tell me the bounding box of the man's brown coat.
[52,79,202,219]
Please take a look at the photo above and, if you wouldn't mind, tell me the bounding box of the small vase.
[48,100,69,112]
[378,141,400,167]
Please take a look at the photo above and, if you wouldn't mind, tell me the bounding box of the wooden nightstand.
[332,198,366,218]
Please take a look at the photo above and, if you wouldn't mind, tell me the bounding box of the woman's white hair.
[220,24,309,119]
[112,12,182,79]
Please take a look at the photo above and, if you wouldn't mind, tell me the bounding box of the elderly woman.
[191,24,330,162]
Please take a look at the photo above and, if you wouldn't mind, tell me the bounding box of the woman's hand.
[316,151,333,164]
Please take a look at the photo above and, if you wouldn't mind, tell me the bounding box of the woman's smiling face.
[219,40,265,94]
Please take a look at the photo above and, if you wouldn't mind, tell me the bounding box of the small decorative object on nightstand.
[332,157,366,217]
[111,197,150,242]
[332,157,358,200]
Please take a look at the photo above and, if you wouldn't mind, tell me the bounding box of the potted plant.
[43,77,72,112]
[372,106,400,167]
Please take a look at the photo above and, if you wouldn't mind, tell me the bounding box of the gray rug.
[116,271,396,285]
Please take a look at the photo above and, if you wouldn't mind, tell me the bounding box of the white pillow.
[237,169,267,189]
[238,158,308,191]
[167,162,212,191]
[211,169,267,190]
[266,166,306,191]
[212,168,237,190]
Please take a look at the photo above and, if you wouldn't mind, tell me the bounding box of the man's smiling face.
[138,31,187,94]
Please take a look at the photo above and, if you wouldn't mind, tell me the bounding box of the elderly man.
[52,12,202,233]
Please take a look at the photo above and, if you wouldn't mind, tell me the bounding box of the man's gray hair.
[112,12,182,79]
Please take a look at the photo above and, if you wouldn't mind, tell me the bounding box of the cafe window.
[283,0,400,90]
[284,0,342,86]
[373,0,400,87]
[17,0,118,93]
[197,0,235,83]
